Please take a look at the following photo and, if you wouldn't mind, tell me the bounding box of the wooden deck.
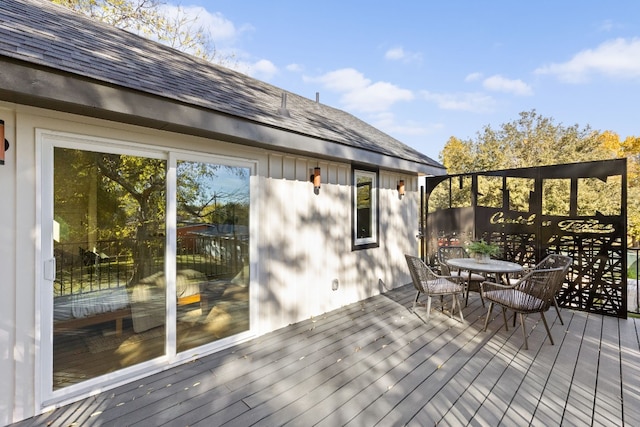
[13,284,640,426]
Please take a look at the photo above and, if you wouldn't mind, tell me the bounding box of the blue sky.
[163,1,640,162]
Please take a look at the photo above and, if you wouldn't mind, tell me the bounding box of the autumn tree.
[596,132,640,246]
[440,110,611,174]
[439,110,640,245]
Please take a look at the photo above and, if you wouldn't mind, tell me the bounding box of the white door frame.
[36,129,258,410]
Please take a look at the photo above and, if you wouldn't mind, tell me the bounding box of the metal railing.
[54,234,247,297]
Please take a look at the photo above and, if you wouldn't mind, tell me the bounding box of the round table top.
[446,258,524,274]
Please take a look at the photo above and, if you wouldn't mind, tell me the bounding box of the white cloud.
[305,68,370,92]
[482,75,533,96]
[465,72,483,82]
[305,68,413,113]
[286,63,303,72]
[599,19,614,32]
[597,19,625,33]
[384,46,422,63]
[535,38,640,83]
[342,81,414,113]
[245,59,278,80]
[159,5,245,42]
[385,47,405,60]
[370,112,443,138]
[421,91,496,113]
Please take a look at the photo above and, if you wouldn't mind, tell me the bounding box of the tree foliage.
[618,135,640,246]
[439,109,640,245]
[51,0,235,64]
[440,110,612,174]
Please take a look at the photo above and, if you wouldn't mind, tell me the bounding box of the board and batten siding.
[0,104,420,425]
[257,153,418,334]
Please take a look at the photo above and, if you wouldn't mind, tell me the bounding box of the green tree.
[440,110,610,174]
[439,110,639,244]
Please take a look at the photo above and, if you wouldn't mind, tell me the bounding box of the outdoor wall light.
[397,180,405,198]
[0,119,9,166]
[311,167,321,194]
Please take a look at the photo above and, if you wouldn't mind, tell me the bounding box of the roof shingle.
[0,0,443,170]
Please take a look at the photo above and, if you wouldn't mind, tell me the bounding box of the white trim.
[353,169,378,247]
[34,129,50,412]
[166,152,178,359]
[35,128,259,412]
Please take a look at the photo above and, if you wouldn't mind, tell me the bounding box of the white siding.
[0,103,419,425]
[256,154,418,333]
[0,108,17,427]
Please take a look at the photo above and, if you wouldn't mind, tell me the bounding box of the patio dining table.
[446,258,524,283]
[446,258,524,306]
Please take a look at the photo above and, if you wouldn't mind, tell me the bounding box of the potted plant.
[466,239,501,263]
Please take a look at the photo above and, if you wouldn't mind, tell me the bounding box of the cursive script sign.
[490,212,535,226]
[558,219,615,234]
[490,213,615,234]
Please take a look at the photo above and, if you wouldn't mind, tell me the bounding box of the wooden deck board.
[232,295,427,425]
[358,303,508,426]
[594,315,624,426]
[82,297,393,425]
[620,317,640,426]
[123,311,387,423]
[431,327,510,421]
[149,294,417,427]
[565,313,604,425]
[10,284,640,427]
[311,304,488,427]
[498,314,566,426]
[285,314,440,425]
[537,311,588,421]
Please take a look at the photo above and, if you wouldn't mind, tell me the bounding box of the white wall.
[256,155,418,333]
[0,103,419,425]
[0,108,17,427]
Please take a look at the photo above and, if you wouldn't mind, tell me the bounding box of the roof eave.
[0,57,446,176]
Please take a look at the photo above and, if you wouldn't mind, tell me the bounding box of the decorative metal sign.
[423,158,627,318]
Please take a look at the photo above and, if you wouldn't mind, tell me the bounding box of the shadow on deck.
[13,284,640,426]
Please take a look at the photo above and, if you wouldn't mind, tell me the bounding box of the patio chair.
[481,266,566,350]
[508,254,572,325]
[405,254,465,322]
[438,246,486,307]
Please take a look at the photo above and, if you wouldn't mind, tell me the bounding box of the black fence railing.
[54,234,247,297]
[177,233,247,278]
[54,238,143,296]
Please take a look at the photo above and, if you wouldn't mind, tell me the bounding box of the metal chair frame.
[405,254,465,323]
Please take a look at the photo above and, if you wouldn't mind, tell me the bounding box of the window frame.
[352,166,379,250]
[37,128,257,406]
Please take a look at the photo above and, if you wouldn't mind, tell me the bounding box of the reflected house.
[0,0,447,425]
[178,223,249,263]
[178,224,248,250]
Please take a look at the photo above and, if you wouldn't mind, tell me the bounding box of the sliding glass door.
[50,147,167,390]
[41,133,251,396]
[174,158,250,353]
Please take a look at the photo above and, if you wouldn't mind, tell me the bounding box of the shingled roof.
[0,0,444,174]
